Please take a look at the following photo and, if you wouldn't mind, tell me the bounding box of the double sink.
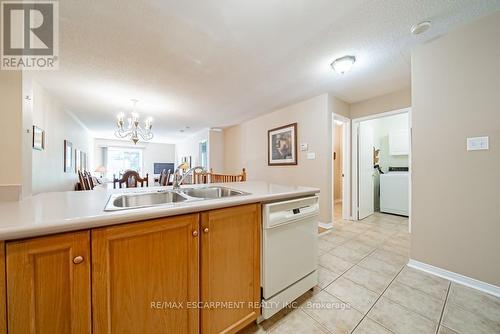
[105,186,248,211]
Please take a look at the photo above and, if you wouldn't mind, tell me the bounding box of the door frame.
[351,108,412,230]
[332,114,351,223]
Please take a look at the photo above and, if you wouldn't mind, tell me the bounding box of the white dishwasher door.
[262,196,319,299]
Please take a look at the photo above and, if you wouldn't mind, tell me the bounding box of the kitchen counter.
[0,181,319,240]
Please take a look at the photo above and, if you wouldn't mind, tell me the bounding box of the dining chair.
[209,168,246,183]
[113,170,149,188]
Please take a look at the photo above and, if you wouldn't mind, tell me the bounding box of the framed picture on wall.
[32,126,45,150]
[268,123,297,166]
[64,140,74,173]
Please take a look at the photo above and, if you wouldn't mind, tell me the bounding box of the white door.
[358,122,374,219]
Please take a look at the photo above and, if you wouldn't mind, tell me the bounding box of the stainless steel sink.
[105,191,190,211]
[104,186,249,211]
[180,186,247,199]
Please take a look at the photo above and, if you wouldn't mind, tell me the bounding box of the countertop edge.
[0,188,319,241]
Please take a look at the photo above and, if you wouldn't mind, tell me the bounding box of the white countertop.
[0,181,319,241]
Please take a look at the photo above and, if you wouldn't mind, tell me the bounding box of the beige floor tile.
[387,236,410,248]
[341,239,377,254]
[325,277,379,313]
[368,297,437,334]
[319,253,355,275]
[330,229,360,240]
[302,291,364,334]
[447,283,500,323]
[395,267,449,300]
[352,318,392,334]
[437,325,459,334]
[370,249,408,267]
[238,323,269,334]
[336,223,372,234]
[328,244,370,263]
[269,310,329,334]
[358,255,403,277]
[317,266,340,289]
[383,281,445,322]
[343,265,394,294]
[321,233,349,247]
[378,242,409,256]
[442,302,500,334]
[354,233,386,247]
[318,238,336,252]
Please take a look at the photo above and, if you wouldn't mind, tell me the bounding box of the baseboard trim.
[408,259,500,298]
[318,222,333,230]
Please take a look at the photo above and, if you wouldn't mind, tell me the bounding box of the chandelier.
[115,99,153,144]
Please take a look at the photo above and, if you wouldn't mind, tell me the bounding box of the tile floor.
[240,213,500,334]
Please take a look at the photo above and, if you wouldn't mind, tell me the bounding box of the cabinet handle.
[73,256,84,264]
[203,227,209,233]
[192,230,199,237]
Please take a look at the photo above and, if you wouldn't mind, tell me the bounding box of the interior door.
[358,122,374,219]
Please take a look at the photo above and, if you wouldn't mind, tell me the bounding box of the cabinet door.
[6,231,91,334]
[201,204,261,334]
[92,214,199,334]
[0,242,5,334]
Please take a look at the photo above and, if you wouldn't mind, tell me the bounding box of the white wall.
[224,94,334,223]
[175,128,224,171]
[93,138,175,178]
[0,71,23,200]
[175,129,209,168]
[364,113,409,173]
[31,81,93,194]
[411,11,500,286]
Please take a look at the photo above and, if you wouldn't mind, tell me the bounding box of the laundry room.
[355,111,410,219]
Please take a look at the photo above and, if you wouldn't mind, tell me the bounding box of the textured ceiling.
[32,0,500,143]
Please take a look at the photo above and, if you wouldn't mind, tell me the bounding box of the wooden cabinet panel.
[92,214,199,334]
[0,242,5,334]
[6,231,91,334]
[201,204,261,334]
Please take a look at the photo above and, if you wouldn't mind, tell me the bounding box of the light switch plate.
[467,136,489,151]
[307,152,316,160]
[300,143,308,151]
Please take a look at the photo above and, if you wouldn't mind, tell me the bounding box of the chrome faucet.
[172,162,205,190]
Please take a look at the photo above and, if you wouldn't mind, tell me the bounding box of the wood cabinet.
[201,204,261,334]
[6,231,91,334]
[2,205,261,334]
[0,242,6,334]
[91,214,200,334]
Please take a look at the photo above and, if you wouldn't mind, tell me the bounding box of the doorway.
[332,114,351,225]
[352,108,411,229]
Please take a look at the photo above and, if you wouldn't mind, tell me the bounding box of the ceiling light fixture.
[115,99,153,144]
[331,55,356,74]
[411,21,432,35]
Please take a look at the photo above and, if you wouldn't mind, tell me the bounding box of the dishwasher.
[261,195,319,320]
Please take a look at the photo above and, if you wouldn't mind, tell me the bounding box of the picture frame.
[268,123,297,166]
[64,140,73,173]
[32,126,45,150]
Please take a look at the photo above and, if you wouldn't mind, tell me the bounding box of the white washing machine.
[380,169,409,216]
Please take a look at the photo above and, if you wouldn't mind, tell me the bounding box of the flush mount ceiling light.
[411,21,432,35]
[331,55,356,74]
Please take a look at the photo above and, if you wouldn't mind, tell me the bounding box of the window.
[106,147,143,179]
[199,141,208,169]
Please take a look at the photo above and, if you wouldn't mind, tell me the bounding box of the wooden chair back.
[78,171,90,190]
[159,169,171,186]
[193,170,209,184]
[207,168,246,183]
[113,170,149,189]
[85,171,95,190]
